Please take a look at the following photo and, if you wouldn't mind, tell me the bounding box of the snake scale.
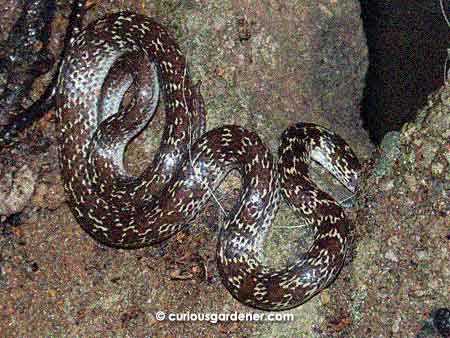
[56,11,360,310]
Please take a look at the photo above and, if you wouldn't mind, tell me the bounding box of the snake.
[56,11,360,311]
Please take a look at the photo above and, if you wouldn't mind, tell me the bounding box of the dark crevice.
[359,0,449,144]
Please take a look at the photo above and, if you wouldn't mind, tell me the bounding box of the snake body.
[56,12,360,310]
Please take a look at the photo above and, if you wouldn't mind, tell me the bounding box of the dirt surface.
[0,0,379,337]
[349,84,450,338]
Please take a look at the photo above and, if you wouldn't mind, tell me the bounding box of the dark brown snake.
[56,12,360,311]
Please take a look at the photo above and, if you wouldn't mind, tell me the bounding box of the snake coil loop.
[56,12,360,310]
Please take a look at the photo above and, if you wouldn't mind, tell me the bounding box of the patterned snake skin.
[56,12,360,310]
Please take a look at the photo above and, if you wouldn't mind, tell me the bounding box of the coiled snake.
[56,12,360,310]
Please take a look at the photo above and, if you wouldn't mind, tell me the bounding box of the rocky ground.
[1,0,448,337]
